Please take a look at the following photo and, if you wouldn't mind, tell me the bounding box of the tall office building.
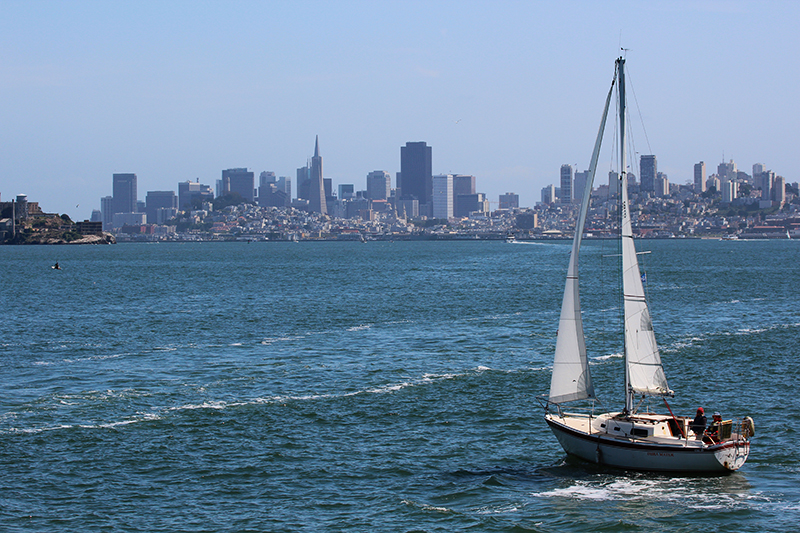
[178,180,214,210]
[560,165,573,204]
[541,184,556,205]
[145,191,177,224]
[112,173,137,215]
[608,171,620,197]
[307,136,327,215]
[453,175,476,216]
[499,193,519,209]
[222,168,255,202]
[753,163,765,184]
[717,160,736,182]
[655,173,669,197]
[773,175,786,203]
[432,174,453,219]
[573,170,590,201]
[338,184,355,200]
[640,155,656,193]
[101,195,114,230]
[366,171,391,201]
[694,162,706,193]
[399,142,432,215]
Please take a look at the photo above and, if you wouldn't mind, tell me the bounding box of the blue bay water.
[1,239,798,532]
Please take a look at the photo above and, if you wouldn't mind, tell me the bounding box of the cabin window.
[631,428,649,438]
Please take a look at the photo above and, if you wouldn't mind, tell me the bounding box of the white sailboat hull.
[545,413,750,473]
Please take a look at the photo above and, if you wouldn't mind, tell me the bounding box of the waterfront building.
[499,192,519,209]
[694,162,706,193]
[367,171,391,201]
[112,173,137,215]
[432,174,453,219]
[560,164,573,204]
[640,155,656,193]
[222,168,255,202]
[399,142,432,216]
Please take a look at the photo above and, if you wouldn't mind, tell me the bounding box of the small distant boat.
[721,234,739,241]
[51,262,61,270]
[505,233,516,243]
[540,57,752,473]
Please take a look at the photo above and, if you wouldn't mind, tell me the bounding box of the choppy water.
[1,239,798,532]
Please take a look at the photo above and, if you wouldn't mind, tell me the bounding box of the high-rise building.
[499,193,519,209]
[145,191,177,224]
[306,136,327,215]
[366,171,391,201]
[178,181,214,210]
[573,170,590,201]
[560,165,573,203]
[453,175,476,196]
[222,168,255,202]
[640,155,656,193]
[655,172,669,197]
[694,162,706,193]
[100,196,113,229]
[338,184,355,199]
[112,173,137,215]
[432,174,453,219]
[455,193,489,217]
[753,163,765,184]
[717,160,736,182]
[608,171,620,197]
[773,175,786,203]
[721,179,738,203]
[541,184,556,205]
[400,142,432,215]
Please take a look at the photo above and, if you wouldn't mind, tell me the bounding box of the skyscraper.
[640,155,656,193]
[112,173,137,215]
[499,192,519,209]
[560,165,573,204]
[573,170,589,201]
[694,161,706,193]
[178,180,214,210]
[222,168,255,202]
[366,171,391,201]
[308,136,327,215]
[400,142,432,215]
[145,191,177,224]
[432,174,453,219]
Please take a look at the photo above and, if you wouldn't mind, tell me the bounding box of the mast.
[617,57,672,414]
[617,57,633,414]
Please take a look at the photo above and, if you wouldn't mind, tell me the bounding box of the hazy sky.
[2,0,798,219]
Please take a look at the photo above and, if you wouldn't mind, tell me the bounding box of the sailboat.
[541,57,753,473]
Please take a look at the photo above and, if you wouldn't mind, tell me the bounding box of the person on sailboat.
[690,407,707,437]
[705,412,723,442]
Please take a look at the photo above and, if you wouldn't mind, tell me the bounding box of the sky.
[2,0,799,220]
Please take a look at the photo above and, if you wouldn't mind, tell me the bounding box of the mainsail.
[617,58,672,411]
[548,77,615,404]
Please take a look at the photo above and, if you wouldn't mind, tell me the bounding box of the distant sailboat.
[540,57,752,473]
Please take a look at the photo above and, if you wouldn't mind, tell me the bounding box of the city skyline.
[2,1,799,220]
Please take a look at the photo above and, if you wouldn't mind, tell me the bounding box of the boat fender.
[742,416,755,438]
